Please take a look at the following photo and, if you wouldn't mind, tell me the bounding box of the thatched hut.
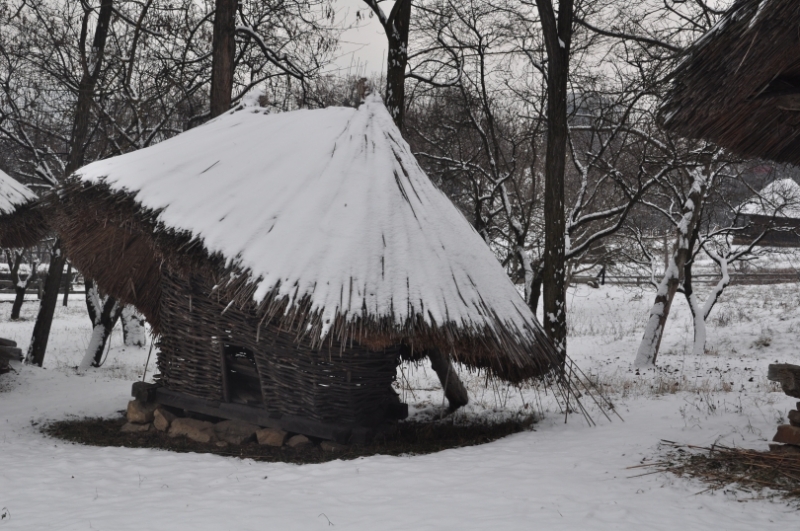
[734,178,800,246]
[55,96,559,441]
[0,169,47,373]
[660,0,800,164]
[0,169,47,249]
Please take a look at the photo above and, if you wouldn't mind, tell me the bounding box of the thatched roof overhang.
[0,169,48,248]
[660,0,800,164]
[57,97,559,383]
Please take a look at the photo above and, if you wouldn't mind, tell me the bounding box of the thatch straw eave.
[660,0,800,164]
[55,177,557,383]
[57,98,560,384]
[0,169,48,248]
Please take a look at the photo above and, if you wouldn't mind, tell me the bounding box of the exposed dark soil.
[44,414,534,464]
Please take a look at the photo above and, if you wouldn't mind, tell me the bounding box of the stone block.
[256,427,287,447]
[773,424,800,446]
[121,422,151,433]
[153,407,177,432]
[286,434,311,449]
[320,441,347,453]
[169,417,217,443]
[769,443,800,454]
[788,410,800,428]
[214,420,259,445]
[126,399,156,424]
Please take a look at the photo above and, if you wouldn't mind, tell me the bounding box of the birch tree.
[79,278,123,370]
[121,306,147,347]
[635,167,708,366]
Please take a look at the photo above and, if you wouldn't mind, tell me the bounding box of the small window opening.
[223,344,263,405]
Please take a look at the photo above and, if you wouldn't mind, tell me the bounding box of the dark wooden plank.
[219,339,230,403]
[0,338,17,348]
[0,346,22,361]
[154,387,353,443]
[131,381,160,403]
[768,364,800,398]
[155,388,221,413]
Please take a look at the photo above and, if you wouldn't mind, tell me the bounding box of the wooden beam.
[427,349,469,411]
[0,346,22,361]
[775,94,800,111]
[768,363,800,398]
[153,387,359,443]
[218,338,230,403]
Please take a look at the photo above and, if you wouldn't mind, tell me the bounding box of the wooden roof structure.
[661,0,800,163]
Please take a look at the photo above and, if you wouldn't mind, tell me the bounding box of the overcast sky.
[329,0,393,76]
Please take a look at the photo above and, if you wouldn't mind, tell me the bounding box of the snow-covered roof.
[0,168,37,216]
[71,96,555,377]
[740,178,800,218]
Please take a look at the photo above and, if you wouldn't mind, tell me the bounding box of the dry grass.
[633,441,800,504]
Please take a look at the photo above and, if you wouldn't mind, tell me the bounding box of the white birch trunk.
[635,260,680,366]
[688,254,730,356]
[79,324,107,371]
[635,170,708,367]
[79,280,122,371]
[687,292,706,357]
[121,306,146,347]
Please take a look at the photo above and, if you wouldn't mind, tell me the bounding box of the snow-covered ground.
[2,283,799,530]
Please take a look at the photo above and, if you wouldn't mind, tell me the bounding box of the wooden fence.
[574,271,800,287]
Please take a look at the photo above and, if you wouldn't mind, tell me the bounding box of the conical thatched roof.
[661,0,800,164]
[56,96,558,382]
[0,169,47,248]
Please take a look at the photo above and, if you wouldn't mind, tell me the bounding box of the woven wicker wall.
[157,270,401,426]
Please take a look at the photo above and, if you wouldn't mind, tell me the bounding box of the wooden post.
[27,246,67,366]
[219,337,230,403]
[62,262,72,306]
[768,364,800,398]
[427,349,468,411]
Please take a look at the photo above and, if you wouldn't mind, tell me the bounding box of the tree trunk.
[79,278,123,369]
[635,171,708,367]
[681,237,707,357]
[384,0,411,129]
[536,0,574,362]
[11,286,26,320]
[26,248,67,366]
[528,261,544,315]
[121,306,146,347]
[27,0,114,367]
[210,0,237,118]
[79,300,122,370]
[6,250,34,321]
[686,252,731,357]
[427,349,469,411]
[62,262,72,306]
